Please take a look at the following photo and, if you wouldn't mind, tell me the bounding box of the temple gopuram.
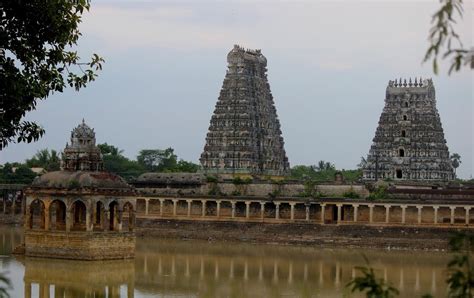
[21,120,137,260]
[200,45,290,177]
[363,78,454,181]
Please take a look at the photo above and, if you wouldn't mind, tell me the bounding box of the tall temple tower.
[200,45,290,176]
[363,78,454,181]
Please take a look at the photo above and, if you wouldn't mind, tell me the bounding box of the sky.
[1,0,473,178]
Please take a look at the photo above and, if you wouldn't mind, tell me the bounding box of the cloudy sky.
[2,0,473,178]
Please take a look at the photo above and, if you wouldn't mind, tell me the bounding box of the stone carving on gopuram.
[20,120,137,260]
[200,45,290,176]
[363,78,454,182]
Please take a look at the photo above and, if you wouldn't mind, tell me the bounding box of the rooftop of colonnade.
[26,171,136,196]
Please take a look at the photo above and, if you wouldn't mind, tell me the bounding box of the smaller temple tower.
[61,119,103,171]
[200,45,290,176]
[22,120,137,260]
[363,78,454,182]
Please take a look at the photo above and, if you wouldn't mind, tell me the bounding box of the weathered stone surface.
[200,45,289,176]
[24,230,135,260]
[363,78,454,181]
[62,119,103,171]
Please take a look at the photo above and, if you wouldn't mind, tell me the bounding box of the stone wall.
[136,182,370,198]
[136,218,463,250]
[24,230,135,260]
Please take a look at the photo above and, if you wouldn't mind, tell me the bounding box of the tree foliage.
[425,0,473,74]
[347,256,399,298]
[450,153,462,178]
[0,163,37,184]
[0,0,104,149]
[137,148,178,172]
[290,161,361,183]
[25,149,60,171]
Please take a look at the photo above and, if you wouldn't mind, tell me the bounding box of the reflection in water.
[0,226,451,297]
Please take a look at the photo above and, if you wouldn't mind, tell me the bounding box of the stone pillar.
[118,210,123,232]
[353,204,359,222]
[231,201,236,218]
[44,207,50,231]
[260,202,265,219]
[245,201,250,219]
[159,199,164,217]
[24,206,31,229]
[86,208,92,232]
[275,202,280,220]
[25,282,32,298]
[369,204,374,223]
[465,207,470,225]
[216,201,221,217]
[66,210,72,232]
[2,196,6,215]
[305,205,310,221]
[401,205,407,224]
[384,205,390,223]
[172,200,178,216]
[433,206,439,224]
[145,198,149,215]
[11,197,16,215]
[336,204,342,224]
[187,200,192,217]
[201,200,207,217]
[290,203,295,221]
[417,206,422,224]
[321,203,326,224]
[450,206,455,225]
[40,283,50,298]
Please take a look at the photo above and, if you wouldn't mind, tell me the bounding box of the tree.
[25,149,60,171]
[0,0,104,149]
[97,143,123,156]
[425,0,473,74]
[357,156,368,170]
[97,143,145,180]
[137,148,178,172]
[0,163,37,184]
[450,153,462,178]
[347,257,399,298]
[176,160,200,173]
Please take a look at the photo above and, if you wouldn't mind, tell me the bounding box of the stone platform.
[24,230,135,260]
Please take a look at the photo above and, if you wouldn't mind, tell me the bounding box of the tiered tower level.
[200,45,289,176]
[61,119,104,171]
[363,78,454,181]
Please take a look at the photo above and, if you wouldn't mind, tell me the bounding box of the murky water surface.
[0,226,452,297]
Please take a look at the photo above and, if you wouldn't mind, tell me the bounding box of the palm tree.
[450,153,462,178]
[357,157,368,169]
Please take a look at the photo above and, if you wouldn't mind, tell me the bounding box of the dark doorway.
[396,170,403,179]
[399,149,405,157]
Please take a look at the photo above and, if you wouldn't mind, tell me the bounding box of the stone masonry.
[200,45,290,176]
[363,78,454,181]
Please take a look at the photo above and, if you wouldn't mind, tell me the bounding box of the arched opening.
[396,170,403,179]
[94,201,105,231]
[401,130,406,137]
[29,199,45,230]
[50,200,66,231]
[71,200,87,231]
[403,115,408,121]
[404,102,409,108]
[122,202,134,232]
[109,201,119,231]
[399,149,405,157]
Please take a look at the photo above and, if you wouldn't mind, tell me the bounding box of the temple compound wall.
[133,195,474,249]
